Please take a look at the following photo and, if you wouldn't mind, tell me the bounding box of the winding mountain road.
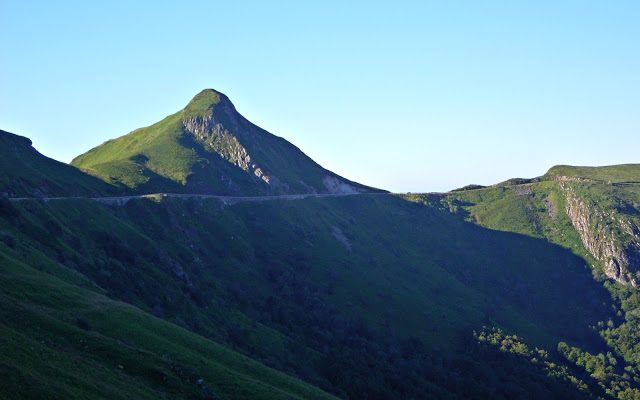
[7,192,389,206]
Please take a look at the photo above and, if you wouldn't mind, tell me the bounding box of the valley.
[2,90,640,399]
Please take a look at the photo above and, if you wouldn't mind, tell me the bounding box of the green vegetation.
[0,130,117,197]
[546,164,640,183]
[415,168,640,399]
[0,242,337,400]
[558,341,640,399]
[72,89,381,195]
[0,191,614,399]
[475,327,596,397]
[182,89,222,119]
[426,181,589,253]
[71,112,206,192]
[4,109,640,398]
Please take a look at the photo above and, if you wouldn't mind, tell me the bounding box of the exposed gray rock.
[323,175,360,194]
[544,197,557,219]
[182,115,275,185]
[562,183,640,286]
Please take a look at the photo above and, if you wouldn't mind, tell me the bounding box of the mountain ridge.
[0,129,118,197]
[71,89,384,196]
[3,90,640,399]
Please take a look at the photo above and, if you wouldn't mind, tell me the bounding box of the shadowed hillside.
[418,165,640,397]
[3,115,640,398]
[0,192,614,399]
[0,130,118,197]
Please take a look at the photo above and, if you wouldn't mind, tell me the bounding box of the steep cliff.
[436,169,640,289]
[561,181,640,286]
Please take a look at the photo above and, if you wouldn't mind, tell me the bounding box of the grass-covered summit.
[72,89,381,195]
[545,164,640,183]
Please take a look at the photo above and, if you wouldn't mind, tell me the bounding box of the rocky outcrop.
[552,175,599,183]
[543,197,557,219]
[322,175,361,194]
[182,115,272,185]
[562,183,640,286]
[182,115,216,139]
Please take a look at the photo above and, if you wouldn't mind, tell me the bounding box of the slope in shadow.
[0,193,614,399]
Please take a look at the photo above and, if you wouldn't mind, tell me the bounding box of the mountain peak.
[183,88,234,118]
[72,89,383,195]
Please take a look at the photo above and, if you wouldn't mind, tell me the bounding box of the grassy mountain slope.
[545,164,640,183]
[5,114,640,399]
[0,192,613,399]
[0,130,118,197]
[427,165,640,398]
[0,229,338,400]
[72,90,382,195]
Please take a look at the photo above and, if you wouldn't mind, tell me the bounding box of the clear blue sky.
[1,1,639,192]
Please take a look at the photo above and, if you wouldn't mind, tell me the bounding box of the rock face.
[182,114,272,185]
[322,175,361,194]
[179,89,380,195]
[72,88,384,195]
[562,182,640,286]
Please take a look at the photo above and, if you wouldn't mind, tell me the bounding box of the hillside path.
[7,192,388,205]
